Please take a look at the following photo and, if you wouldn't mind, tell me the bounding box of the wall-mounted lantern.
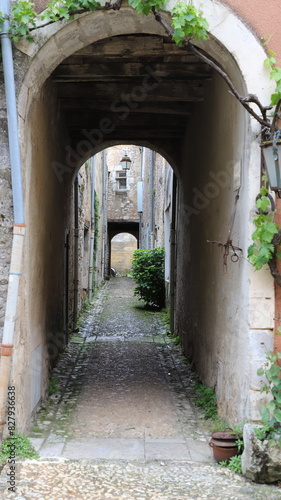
[120,153,132,171]
[261,100,281,198]
[261,132,281,198]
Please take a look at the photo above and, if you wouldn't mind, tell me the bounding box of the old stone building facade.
[0,0,281,437]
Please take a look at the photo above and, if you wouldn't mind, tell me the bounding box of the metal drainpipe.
[150,150,155,249]
[138,147,144,248]
[169,173,177,334]
[73,175,79,329]
[0,0,25,443]
[88,156,96,300]
[101,151,107,279]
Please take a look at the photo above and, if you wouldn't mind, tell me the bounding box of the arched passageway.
[110,233,138,275]
[9,2,274,431]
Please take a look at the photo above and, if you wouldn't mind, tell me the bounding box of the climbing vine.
[264,48,281,106]
[247,180,281,270]
[0,0,208,43]
[171,2,208,45]
[257,350,281,447]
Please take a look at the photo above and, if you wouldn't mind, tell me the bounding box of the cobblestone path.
[1,277,281,499]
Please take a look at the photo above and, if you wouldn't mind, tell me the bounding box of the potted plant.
[209,427,243,463]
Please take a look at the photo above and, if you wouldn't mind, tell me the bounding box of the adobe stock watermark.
[182,162,234,225]
[52,66,163,183]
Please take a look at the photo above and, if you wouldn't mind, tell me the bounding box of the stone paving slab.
[63,437,144,460]
[61,437,206,461]
[145,439,191,460]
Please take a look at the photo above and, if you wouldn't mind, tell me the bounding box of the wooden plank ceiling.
[52,34,213,147]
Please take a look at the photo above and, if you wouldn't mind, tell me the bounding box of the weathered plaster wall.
[176,68,274,423]
[222,0,281,64]
[140,148,167,249]
[10,79,71,430]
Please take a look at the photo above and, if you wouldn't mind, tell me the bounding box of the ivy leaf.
[261,405,271,423]
[256,195,270,212]
[273,409,281,423]
[270,67,281,82]
[266,400,276,412]
[271,93,281,106]
[257,368,265,376]
[264,56,276,69]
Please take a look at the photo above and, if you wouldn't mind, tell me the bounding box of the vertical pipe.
[150,150,155,249]
[73,175,79,329]
[88,156,96,300]
[138,147,144,248]
[0,0,25,442]
[101,151,107,279]
[169,173,177,334]
[1,0,24,224]
[63,230,70,338]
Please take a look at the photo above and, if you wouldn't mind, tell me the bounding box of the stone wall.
[139,148,167,249]
[107,145,140,222]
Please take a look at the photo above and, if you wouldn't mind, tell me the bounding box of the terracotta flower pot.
[209,429,240,463]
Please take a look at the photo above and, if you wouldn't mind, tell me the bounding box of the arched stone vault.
[8,0,276,429]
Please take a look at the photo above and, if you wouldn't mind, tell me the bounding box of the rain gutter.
[88,156,96,300]
[0,0,25,442]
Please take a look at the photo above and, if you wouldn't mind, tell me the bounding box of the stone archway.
[7,0,275,430]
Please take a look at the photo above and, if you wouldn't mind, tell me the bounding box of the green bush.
[0,432,39,465]
[131,247,165,308]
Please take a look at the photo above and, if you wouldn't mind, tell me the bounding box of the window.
[116,171,127,191]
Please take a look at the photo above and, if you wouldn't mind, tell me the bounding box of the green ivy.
[247,183,280,270]
[257,349,281,447]
[264,49,281,106]
[9,1,37,42]
[41,0,100,23]
[128,0,166,16]
[171,2,208,46]
[0,0,209,46]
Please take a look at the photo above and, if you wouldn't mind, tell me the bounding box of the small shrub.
[193,382,218,420]
[257,350,281,447]
[48,375,59,395]
[131,247,165,308]
[220,455,242,474]
[0,432,39,465]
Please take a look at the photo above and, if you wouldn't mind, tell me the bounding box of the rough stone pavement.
[0,277,281,499]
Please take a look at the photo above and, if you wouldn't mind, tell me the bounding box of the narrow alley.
[1,277,280,499]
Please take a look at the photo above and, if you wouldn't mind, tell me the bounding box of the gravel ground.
[0,277,280,499]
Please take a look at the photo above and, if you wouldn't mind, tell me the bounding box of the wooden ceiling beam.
[63,112,186,129]
[71,129,184,140]
[57,82,204,102]
[59,99,193,115]
[72,35,194,59]
[52,62,212,82]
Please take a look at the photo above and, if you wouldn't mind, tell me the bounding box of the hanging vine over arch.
[0,0,278,127]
